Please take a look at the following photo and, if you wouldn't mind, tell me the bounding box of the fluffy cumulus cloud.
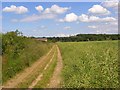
[79,14,100,22]
[102,0,118,8]
[65,13,78,22]
[78,14,88,22]
[35,5,44,12]
[44,4,70,14]
[12,4,70,22]
[78,14,116,22]
[64,26,71,30]
[3,5,28,14]
[59,12,116,23]
[88,5,110,15]
[59,13,78,22]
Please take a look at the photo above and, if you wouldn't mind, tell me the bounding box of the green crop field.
[58,41,119,88]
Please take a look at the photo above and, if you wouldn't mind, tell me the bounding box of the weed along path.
[47,45,63,88]
[3,45,56,88]
[3,45,63,88]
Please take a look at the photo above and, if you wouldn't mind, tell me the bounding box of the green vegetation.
[35,46,57,88]
[0,33,1,86]
[58,41,119,88]
[2,30,53,83]
[48,34,120,42]
[17,46,56,88]
[0,56,1,86]
[0,33,2,55]
[2,30,119,88]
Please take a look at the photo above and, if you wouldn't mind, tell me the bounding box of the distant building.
[35,38,47,42]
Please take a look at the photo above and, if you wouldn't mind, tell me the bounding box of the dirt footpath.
[47,45,63,88]
[3,46,55,88]
[2,45,63,88]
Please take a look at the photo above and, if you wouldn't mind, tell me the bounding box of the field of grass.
[58,41,119,88]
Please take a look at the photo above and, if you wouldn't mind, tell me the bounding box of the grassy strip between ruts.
[16,46,56,88]
[34,46,57,88]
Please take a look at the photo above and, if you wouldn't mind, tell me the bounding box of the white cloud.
[59,13,78,22]
[44,4,70,14]
[59,13,117,23]
[65,13,78,22]
[88,25,97,29]
[102,0,118,8]
[64,26,71,30]
[78,14,116,22]
[78,14,100,22]
[35,5,44,12]
[56,33,78,37]
[56,33,70,37]
[102,17,117,22]
[19,13,56,22]
[3,5,28,14]
[88,5,111,15]
[78,14,89,22]
[12,4,70,22]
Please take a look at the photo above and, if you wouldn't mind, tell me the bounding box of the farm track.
[3,45,55,88]
[28,48,56,88]
[47,45,63,88]
[3,45,63,88]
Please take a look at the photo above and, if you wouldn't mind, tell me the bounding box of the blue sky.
[2,1,118,37]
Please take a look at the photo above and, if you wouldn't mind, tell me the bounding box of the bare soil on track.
[3,45,63,88]
[3,46,55,88]
[47,45,63,88]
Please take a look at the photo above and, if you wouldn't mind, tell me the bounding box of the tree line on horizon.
[0,31,120,43]
[47,34,120,42]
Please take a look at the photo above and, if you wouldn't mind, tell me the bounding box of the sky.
[2,1,118,37]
